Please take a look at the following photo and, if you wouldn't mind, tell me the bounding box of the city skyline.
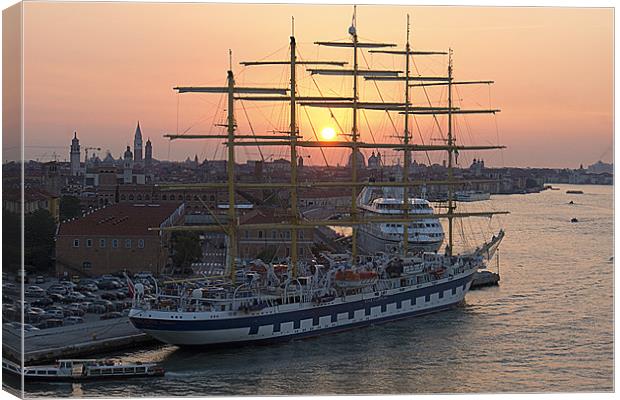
[7,3,614,168]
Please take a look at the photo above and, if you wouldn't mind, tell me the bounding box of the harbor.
[3,2,613,396]
[10,184,612,395]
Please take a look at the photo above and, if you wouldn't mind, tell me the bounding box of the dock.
[2,317,158,365]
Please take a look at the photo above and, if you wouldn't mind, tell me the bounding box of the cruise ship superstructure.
[357,186,444,253]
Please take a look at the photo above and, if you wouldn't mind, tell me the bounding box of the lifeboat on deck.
[335,270,378,288]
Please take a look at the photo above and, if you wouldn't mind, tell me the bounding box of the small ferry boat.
[2,358,164,382]
[454,190,491,202]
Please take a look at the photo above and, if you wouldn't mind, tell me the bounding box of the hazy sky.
[19,2,613,168]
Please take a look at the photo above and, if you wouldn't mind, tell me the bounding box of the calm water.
[21,185,613,396]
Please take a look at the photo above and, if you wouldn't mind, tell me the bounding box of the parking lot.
[2,272,157,333]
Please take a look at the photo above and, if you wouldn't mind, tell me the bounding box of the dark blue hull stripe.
[151,302,460,348]
[130,274,473,333]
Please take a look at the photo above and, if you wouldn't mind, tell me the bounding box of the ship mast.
[163,53,290,284]
[350,6,360,266]
[402,14,411,256]
[447,49,454,256]
[226,51,238,278]
[289,21,299,278]
[157,12,508,270]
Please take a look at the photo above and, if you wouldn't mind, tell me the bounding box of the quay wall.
[3,318,158,365]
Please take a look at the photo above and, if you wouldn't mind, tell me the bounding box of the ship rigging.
[129,7,508,347]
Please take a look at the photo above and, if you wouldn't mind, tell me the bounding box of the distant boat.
[566,190,584,194]
[455,190,491,202]
[571,218,579,223]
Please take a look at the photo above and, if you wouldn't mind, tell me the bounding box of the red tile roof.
[4,188,57,202]
[58,203,182,237]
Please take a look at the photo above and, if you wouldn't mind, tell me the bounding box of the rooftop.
[58,203,182,237]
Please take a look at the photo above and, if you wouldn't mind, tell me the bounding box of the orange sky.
[19,3,613,168]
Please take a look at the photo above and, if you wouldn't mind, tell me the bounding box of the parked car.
[59,281,77,289]
[64,306,85,317]
[100,312,123,320]
[35,276,46,284]
[97,280,121,290]
[29,307,46,316]
[25,286,45,298]
[48,293,65,303]
[44,309,64,319]
[64,316,84,325]
[32,297,54,308]
[47,285,69,296]
[94,299,114,312]
[87,303,107,314]
[134,272,153,280]
[100,292,118,301]
[101,275,122,282]
[65,292,86,302]
[78,283,98,292]
[40,318,63,329]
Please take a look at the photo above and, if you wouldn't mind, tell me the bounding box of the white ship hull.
[129,268,475,346]
[357,226,442,254]
[455,191,491,202]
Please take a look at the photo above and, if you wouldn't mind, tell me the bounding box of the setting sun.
[320,127,337,141]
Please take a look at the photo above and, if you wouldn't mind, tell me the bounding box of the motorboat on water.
[2,358,164,382]
[454,190,491,202]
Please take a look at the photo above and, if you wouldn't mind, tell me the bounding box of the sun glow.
[320,127,337,141]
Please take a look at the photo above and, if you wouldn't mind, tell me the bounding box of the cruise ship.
[357,186,444,254]
[129,9,506,347]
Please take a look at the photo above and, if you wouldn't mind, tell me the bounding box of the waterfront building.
[55,202,184,276]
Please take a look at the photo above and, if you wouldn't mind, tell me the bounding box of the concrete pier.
[3,317,158,365]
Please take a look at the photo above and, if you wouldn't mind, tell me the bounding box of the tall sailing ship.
[129,9,507,346]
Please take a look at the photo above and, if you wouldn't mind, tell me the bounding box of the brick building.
[4,188,60,222]
[56,203,184,276]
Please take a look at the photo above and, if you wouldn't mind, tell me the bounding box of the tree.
[170,232,202,270]
[2,210,21,272]
[24,209,56,272]
[60,195,82,220]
